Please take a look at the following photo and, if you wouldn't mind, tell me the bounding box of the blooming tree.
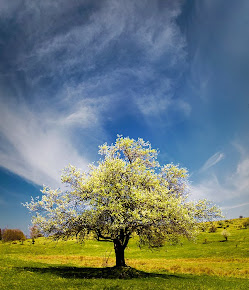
[221,229,230,241]
[24,136,222,267]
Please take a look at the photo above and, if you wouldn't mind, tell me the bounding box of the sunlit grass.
[1,217,249,289]
[10,254,249,278]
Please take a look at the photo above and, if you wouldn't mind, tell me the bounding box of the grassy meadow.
[0,218,249,289]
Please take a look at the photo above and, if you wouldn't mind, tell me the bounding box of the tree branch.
[123,234,130,248]
[96,229,113,242]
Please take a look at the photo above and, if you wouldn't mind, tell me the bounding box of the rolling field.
[0,218,249,289]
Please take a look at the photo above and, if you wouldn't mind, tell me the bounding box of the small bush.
[199,223,207,232]
[242,218,249,229]
[2,229,26,242]
[209,224,217,233]
[30,225,43,244]
[221,229,230,241]
[217,221,224,228]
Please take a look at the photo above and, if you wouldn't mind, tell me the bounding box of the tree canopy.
[2,229,26,242]
[24,136,222,267]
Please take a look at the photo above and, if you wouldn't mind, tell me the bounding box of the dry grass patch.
[13,254,249,278]
[12,254,116,268]
[128,257,249,278]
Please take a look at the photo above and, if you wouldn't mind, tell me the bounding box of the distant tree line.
[0,228,26,242]
[0,226,43,243]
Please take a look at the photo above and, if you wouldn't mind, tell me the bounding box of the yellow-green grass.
[1,217,249,289]
[9,254,249,278]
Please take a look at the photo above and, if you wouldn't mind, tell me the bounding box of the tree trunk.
[114,240,126,267]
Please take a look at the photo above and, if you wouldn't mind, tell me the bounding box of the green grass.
[0,218,249,289]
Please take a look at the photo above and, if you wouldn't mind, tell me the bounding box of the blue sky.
[0,0,249,234]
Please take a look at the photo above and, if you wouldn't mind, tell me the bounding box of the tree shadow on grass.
[17,265,187,280]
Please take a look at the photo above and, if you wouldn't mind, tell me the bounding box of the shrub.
[217,221,224,228]
[242,218,249,229]
[209,224,217,233]
[2,229,26,242]
[221,229,230,241]
[199,223,207,232]
[30,225,43,244]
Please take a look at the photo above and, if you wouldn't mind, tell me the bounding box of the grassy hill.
[0,217,249,289]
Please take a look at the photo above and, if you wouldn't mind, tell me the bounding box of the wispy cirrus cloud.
[13,0,187,119]
[221,202,249,210]
[200,152,225,172]
[13,1,185,76]
[191,144,249,217]
[191,161,249,202]
[0,0,190,188]
[0,95,106,187]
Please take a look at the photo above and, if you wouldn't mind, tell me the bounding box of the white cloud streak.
[221,202,249,210]
[14,1,184,74]
[0,96,105,187]
[13,0,187,120]
[200,152,225,172]
[0,0,188,188]
[191,147,249,211]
